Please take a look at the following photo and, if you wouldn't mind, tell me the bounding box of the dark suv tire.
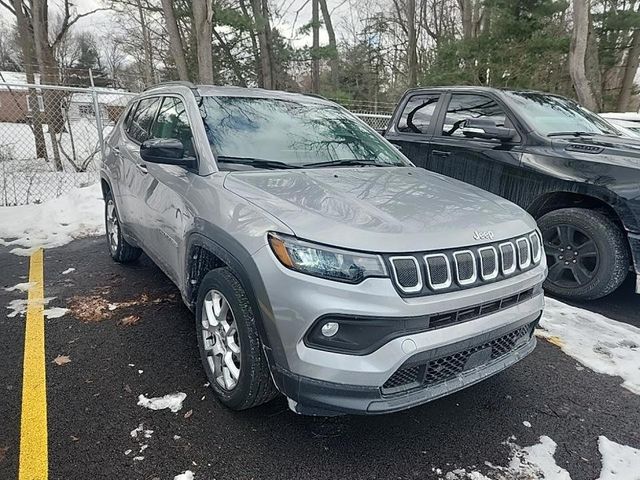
[539,208,629,301]
[104,190,142,263]
[196,268,278,410]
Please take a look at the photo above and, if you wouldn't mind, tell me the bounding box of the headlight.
[268,232,387,283]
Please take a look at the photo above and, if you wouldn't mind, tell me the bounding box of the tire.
[538,208,629,301]
[104,190,142,263]
[196,267,278,410]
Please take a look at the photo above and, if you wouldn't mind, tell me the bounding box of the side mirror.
[140,138,197,169]
[462,118,516,142]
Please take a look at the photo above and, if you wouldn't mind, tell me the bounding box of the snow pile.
[597,436,640,480]
[0,184,104,255]
[4,282,36,292]
[6,296,68,319]
[537,298,640,395]
[137,392,187,413]
[174,471,194,480]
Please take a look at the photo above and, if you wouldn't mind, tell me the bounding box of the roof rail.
[302,92,329,101]
[143,81,200,99]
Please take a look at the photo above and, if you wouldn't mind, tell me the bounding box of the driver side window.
[150,97,196,157]
[442,94,508,137]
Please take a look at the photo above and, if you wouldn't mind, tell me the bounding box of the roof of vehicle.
[402,85,568,99]
[600,112,640,123]
[143,82,334,106]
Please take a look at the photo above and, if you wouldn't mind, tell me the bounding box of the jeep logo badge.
[473,230,494,240]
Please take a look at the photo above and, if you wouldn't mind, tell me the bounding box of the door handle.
[432,150,451,157]
[136,163,148,174]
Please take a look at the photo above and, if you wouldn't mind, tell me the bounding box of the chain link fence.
[0,82,391,206]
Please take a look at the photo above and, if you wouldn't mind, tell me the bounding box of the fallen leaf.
[183,409,193,419]
[52,355,71,366]
[118,315,140,326]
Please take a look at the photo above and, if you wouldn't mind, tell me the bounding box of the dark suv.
[384,86,640,300]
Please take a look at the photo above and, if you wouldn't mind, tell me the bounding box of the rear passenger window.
[442,94,508,137]
[397,94,440,134]
[127,97,160,143]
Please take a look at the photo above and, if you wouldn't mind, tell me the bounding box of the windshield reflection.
[201,96,409,170]
[504,91,620,137]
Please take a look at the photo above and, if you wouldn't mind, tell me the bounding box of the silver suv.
[101,82,547,415]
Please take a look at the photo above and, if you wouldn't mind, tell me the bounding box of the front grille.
[385,231,541,297]
[516,237,531,268]
[382,322,534,395]
[424,254,450,289]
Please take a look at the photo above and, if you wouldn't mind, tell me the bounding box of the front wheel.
[196,268,278,410]
[539,208,629,301]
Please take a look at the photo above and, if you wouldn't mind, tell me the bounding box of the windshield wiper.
[303,159,388,168]
[547,131,598,137]
[216,156,302,170]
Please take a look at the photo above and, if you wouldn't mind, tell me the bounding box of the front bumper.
[251,244,546,414]
[275,314,539,415]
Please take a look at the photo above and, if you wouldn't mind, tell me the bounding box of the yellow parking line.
[19,248,48,480]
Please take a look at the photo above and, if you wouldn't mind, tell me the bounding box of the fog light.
[321,322,339,337]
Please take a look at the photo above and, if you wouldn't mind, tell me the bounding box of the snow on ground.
[0,183,104,255]
[537,297,640,395]
[61,267,75,274]
[4,281,35,292]
[439,435,570,479]
[597,436,640,480]
[174,471,194,480]
[137,392,187,413]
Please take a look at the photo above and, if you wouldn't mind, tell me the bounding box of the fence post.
[89,68,106,163]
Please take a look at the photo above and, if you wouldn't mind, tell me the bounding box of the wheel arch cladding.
[184,231,289,371]
[528,191,628,232]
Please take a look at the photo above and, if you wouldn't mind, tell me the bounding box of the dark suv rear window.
[397,94,440,134]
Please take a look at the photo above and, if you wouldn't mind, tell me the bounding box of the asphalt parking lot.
[1,236,639,480]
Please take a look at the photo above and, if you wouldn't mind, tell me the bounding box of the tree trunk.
[193,0,214,84]
[161,0,190,81]
[458,0,473,39]
[569,0,599,111]
[407,0,418,87]
[318,0,337,87]
[617,28,640,112]
[135,0,154,86]
[32,0,63,171]
[251,0,273,89]
[12,0,48,161]
[239,0,261,85]
[311,0,320,93]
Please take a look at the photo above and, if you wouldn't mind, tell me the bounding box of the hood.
[223,167,536,253]
[551,135,640,168]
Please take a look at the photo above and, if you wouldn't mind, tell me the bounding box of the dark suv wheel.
[539,208,629,301]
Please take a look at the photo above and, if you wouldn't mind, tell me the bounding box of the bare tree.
[569,0,599,111]
[161,0,189,81]
[318,0,337,86]
[311,0,320,93]
[407,0,417,87]
[251,0,274,89]
[617,28,640,112]
[193,0,214,83]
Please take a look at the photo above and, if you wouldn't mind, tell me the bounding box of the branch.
[0,0,15,15]
[53,7,111,47]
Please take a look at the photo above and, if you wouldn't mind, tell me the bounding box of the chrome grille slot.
[499,242,516,275]
[389,256,422,293]
[516,237,531,269]
[424,253,451,290]
[529,232,541,263]
[478,246,498,280]
[453,250,477,286]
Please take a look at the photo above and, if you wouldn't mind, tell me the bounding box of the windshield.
[503,91,621,136]
[201,96,409,169]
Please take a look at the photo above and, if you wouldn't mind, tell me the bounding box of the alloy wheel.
[201,290,242,391]
[106,199,119,252]
[543,224,599,288]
